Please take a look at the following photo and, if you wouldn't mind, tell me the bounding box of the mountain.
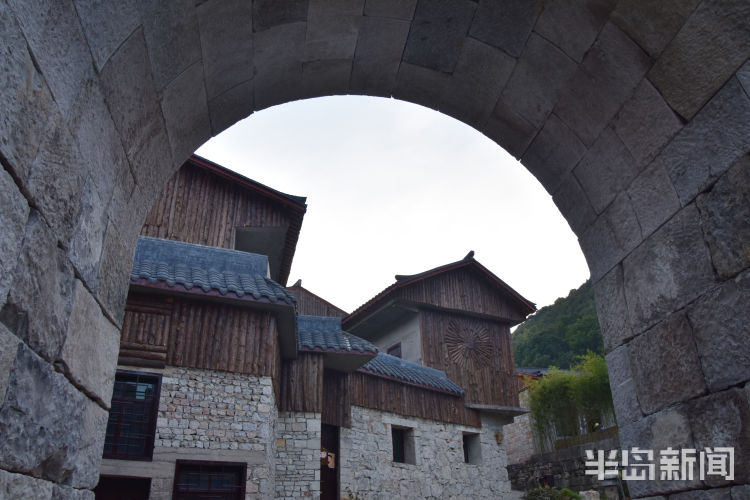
[512,280,603,369]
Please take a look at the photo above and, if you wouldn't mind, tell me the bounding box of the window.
[174,461,246,500]
[94,476,151,500]
[387,343,402,358]
[463,432,482,464]
[391,426,415,464]
[103,371,161,460]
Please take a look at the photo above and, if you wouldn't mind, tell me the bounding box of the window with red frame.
[102,371,161,460]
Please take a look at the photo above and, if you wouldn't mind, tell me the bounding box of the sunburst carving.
[445,320,492,370]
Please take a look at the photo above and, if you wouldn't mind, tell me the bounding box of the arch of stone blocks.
[0,1,748,498]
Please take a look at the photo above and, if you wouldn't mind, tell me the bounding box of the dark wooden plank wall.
[394,269,526,322]
[278,353,324,413]
[140,162,291,249]
[322,370,351,427]
[420,310,519,407]
[347,372,481,427]
[120,293,281,378]
[287,286,347,318]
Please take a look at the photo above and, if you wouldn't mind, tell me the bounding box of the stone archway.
[0,1,748,497]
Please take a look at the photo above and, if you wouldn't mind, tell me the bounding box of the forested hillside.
[512,280,603,369]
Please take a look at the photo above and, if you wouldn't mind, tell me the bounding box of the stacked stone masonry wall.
[340,406,512,499]
[275,411,322,499]
[100,366,277,499]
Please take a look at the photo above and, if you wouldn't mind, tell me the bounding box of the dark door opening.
[94,476,151,500]
[321,424,340,500]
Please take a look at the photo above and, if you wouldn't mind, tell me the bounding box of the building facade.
[95,156,535,499]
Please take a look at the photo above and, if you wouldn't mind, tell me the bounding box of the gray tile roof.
[130,236,296,305]
[297,315,378,354]
[360,353,464,395]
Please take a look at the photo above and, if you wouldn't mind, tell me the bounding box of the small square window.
[387,343,402,358]
[463,433,482,464]
[174,461,246,500]
[103,371,161,460]
[391,426,415,464]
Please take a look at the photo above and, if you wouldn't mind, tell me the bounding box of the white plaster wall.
[371,314,422,363]
[340,406,512,499]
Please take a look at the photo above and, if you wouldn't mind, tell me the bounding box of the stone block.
[580,193,642,282]
[253,22,305,111]
[611,0,699,58]
[622,205,715,333]
[628,312,707,414]
[687,388,750,485]
[648,0,750,120]
[613,79,683,170]
[0,166,29,306]
[24,111,84,246]
[96,221,136,327]
[363,0,417,20]
[0,343,107,487]
[137,0,201,92]
[605,345,642,426]
[739,60,750,96]
[68,177,108,291]
[696,154,750,279]
[208,81,255,137]
[58,280,119,406]
[0,469,54,499]
[618,405,700,497]
[733,485,750,500]
[660,78,750,206]
[73,0,139,71]
[301,59,351,99]
[0,212,75,362]
[573,127,639,214]
[392,62,451,112]
[468,0,540,57]
[0,1,54,183]
[483,102,538,160]
[53,484,95,500]
[499,34,578,128]
[555,22,651,147]
[551,172,596,237]
[669,488,733,500]
[521,113,586,194]
[350,16,411,97]
[305,0,363,62]
[402,0,477,74]
[534,0,617,63]
[625,158,680,239]
[688,271,750,392]
[160,61,211,165]
[8,0,94,117]
[253,0,307,32]
[440,38,515,128]
[196,0,253,99]
[0,324,19,405]
[66,77,128,219]
[593,264,633,352]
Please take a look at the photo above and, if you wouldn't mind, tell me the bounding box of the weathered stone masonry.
[101,366,277,499]
[275,411,322,499]
[340,406,511,499]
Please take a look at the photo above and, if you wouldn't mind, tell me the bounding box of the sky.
[197,95,590,314]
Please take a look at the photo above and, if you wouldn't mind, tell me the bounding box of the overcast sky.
[197,96,590,314]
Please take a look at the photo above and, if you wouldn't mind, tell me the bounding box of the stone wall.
[100,365,277,499]
[507,436,620,498]
[275,411,322,499]
[505,411,537,465]
[339,406,512,499]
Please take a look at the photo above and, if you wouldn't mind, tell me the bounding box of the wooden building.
[95,155,535,500]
